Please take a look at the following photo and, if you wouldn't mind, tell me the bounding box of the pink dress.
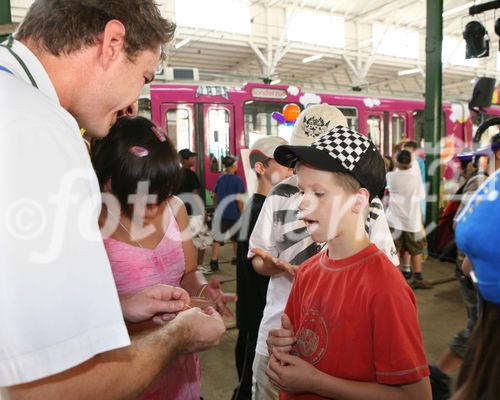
[104,204,201,400]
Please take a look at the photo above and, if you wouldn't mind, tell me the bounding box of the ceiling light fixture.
[302,54,323,64]
[175,38,191,49]
[442,2,475,18]
[397,68,422,76]
[270,79,281,85]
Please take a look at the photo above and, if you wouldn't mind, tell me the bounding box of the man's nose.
[117,101,139,119]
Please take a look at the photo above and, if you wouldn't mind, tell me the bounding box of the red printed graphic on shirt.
[293,309,328,365]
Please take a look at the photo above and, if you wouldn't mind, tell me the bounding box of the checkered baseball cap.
[274,125,386,199]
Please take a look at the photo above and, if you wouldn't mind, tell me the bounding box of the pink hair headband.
[151,125,167,142]
[129,146,149,157]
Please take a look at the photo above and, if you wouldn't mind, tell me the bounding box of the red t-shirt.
[281,244,429,400]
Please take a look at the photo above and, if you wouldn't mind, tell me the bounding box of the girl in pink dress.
[92,116,235,399]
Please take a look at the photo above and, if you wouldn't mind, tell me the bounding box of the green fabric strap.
[0,35,38,89]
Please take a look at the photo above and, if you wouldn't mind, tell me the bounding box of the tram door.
[201,104,235,207]
[367,112,385,153]
[390,113,407,154]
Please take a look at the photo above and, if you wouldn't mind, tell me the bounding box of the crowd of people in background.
[2,1,500,400]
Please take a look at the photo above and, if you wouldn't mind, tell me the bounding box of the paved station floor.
[199,247,466,399]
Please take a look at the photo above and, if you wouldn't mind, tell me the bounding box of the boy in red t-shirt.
[266,126,431,400]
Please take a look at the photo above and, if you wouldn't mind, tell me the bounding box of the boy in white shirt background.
[386,150,432,289]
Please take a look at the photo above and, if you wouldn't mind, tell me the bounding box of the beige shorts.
[390,228,427,256]
[189,215,213,250]
[252,353,279,400]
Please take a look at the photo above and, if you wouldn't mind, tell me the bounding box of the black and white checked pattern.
[312,125,372,171]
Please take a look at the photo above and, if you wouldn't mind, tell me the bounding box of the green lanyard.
[0,35,38,89]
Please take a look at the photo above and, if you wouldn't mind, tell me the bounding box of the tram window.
[244,101,302,147]
[166,109,191,151]
[412,110,446,148]
[207,108,230,172]
[367,116,382,149]
[392,115,405,146]
[336,107,358,131]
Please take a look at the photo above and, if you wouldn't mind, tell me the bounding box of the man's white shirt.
[0,40,129,386]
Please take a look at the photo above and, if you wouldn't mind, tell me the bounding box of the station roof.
[10,0,499,100]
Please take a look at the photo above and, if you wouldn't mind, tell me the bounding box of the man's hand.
[251,248,299,277]
[173,306,226,354]
[462,256,472,276]
[120,284,190,324]
[267,314,296,355]
[204,277,237,319]
[266,348,319,394]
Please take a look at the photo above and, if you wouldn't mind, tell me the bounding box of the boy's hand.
[266,348,319,394]
[204,277,237,319]
[274,258,299,277]
[251,248,298,277]
[267,314,296,355]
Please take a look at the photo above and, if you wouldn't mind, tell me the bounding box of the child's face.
[296,163,359,243]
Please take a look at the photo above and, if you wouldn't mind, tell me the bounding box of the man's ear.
[99,20,127,69]
[352,188,370,214]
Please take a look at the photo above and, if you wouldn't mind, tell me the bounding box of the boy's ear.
[254,161,266,176]
[352,188,370,214]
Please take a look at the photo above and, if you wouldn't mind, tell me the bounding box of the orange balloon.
[283,103,300,122]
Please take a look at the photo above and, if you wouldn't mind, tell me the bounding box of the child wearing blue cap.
[266,126,431,400]
[209,155,245,273]
[453,168,500,400]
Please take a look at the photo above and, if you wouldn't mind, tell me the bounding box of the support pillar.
[424,0,443,251]
[0,0,12,42]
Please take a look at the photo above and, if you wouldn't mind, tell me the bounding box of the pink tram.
[147,82,500,206]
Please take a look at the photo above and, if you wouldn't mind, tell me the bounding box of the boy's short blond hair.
[330,171,362,194]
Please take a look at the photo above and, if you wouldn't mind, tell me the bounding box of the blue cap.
[456,151,475,162]
[456,169,500,305]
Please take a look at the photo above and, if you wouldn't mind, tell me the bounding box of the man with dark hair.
[0,1,225,398]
